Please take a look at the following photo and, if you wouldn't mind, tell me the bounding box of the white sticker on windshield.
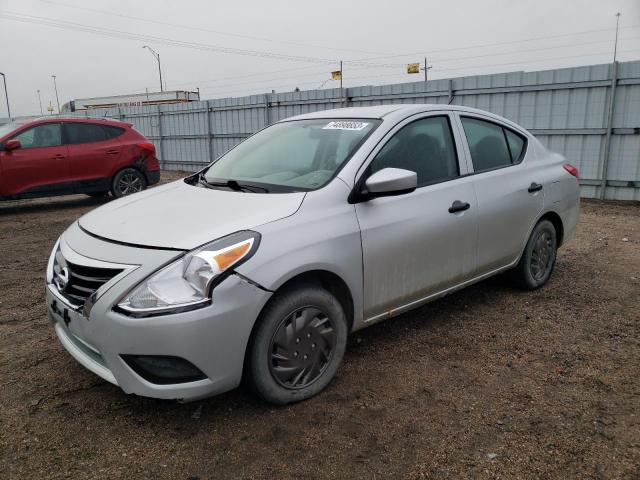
[323,121,369,131]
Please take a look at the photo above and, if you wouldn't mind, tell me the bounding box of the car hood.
[78,180,306,250]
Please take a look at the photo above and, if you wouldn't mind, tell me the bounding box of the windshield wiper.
[198,174,269,193]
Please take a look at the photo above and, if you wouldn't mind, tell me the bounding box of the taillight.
[563,164,579,179]
[137,142,156,154]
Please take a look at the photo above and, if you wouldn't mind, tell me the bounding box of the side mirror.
[3,139,21,152]
[362,167,417,199]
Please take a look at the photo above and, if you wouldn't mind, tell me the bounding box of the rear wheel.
[111,168,147,198]
[247,284,348,405]
[511,219,557,289]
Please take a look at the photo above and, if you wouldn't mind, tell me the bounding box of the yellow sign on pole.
[47,101,54,114]
[407,63,420,74]
[331,70,342,81]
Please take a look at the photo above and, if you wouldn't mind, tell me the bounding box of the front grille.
[53,249,122,306]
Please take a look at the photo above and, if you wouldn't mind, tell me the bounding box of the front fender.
[235,180,365,329]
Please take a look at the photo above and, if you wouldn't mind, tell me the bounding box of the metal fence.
[3,60,640,200]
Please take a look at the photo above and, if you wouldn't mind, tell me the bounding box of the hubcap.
[118,173,143,195]
[269,306,336,389]
[530,230,555,281]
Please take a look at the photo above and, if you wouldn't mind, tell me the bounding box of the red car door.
[64,122,123,192]
[0,122,71,197]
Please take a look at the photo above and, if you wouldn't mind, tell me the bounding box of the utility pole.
[143,46,164,92]
[37,89,43,115]
[0,72,11,120]
[421,57,432,83]
[600,12,622,200]
[613,12,621,62]
[51,75,60,113]
[339,60,344,106]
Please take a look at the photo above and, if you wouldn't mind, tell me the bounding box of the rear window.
[103,125,125,139]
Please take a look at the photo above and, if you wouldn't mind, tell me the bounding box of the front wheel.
[111,168,147,198]
[511,219,558,290]
[247,284,348,405]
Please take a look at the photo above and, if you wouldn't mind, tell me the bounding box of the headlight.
[117,231,260,316]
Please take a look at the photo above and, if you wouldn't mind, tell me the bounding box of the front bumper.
[47,225,272,401]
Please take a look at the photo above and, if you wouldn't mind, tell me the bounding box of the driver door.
[354,113,478,322]
[0,122,70,197]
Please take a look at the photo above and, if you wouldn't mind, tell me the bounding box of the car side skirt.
[0,177,112,200]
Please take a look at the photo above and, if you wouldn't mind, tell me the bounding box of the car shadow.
[70,272,521,418]
[0,195,111,216]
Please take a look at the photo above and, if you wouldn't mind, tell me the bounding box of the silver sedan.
[46,104,580,404]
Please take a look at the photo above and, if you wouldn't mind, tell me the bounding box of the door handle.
[528,182,543,193]
[448,200,470,213]
[52,154,66,159]
[105,149,120,155]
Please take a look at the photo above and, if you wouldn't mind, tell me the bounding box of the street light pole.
[0,72,11,120]
[37,89,43,115]
[143,46,164,92]
[613,12,621,63]
[51,75,60,113]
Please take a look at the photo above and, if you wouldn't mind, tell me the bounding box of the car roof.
[282,104,521,130]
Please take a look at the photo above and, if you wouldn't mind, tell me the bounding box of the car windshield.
[202,118,380,192]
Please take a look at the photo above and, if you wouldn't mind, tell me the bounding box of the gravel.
[1,172,638,479]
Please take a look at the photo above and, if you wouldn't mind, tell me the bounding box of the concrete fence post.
[157,104,164,166]
[205,100,213,164]
[600,61,619,200]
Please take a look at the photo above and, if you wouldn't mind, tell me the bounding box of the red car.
[0,117,160,200]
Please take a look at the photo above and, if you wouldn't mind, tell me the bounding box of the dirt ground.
[1,171,638,479]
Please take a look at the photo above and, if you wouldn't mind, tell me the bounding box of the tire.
[247,284,348,405]
[511,219,558,290]
[111,168,147,198]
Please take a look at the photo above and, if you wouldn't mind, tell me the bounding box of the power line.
[428,37,637,64]
[431,48,640,74]
[165,37,640,91]
[0,11,337,64]
[349,24,640,63]
[4,7,639,98]
[203,49,640,97]
[0,11,402,69]
[165,35,640,92]
[37,0,388,56]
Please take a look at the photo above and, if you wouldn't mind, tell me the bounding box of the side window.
[65,123,108,144]
[505,129,525,162]
[102,125,125,139]
[369,116,459,187]
[13,123,62,148]
[461,117,526,172]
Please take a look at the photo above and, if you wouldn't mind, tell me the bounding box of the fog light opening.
[121,355,207,385]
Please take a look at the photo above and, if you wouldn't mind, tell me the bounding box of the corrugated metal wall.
[3,61,639,199]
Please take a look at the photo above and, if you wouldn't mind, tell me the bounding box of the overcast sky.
[1,0,639,117]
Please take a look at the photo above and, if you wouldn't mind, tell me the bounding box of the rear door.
[64,122,124,192]
[456,113,543,275]
[0,122,70,197]
[355,113,478,321]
